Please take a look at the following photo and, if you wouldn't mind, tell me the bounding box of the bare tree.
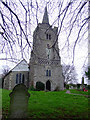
[2,65,10,76]
[0,0,88,66]
[62,65,78,84]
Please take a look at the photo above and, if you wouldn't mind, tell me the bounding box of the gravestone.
[9,84,30,119]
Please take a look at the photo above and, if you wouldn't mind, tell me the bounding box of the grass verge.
[2,89,89,119]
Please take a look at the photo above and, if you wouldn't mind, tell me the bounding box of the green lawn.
[70,89,89,95]
[1,89,89,119]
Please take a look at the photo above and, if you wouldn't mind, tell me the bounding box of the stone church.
[3,7,64,91]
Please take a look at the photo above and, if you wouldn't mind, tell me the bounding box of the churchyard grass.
[2,89,11,118]
[2,89,89,119]
[70,89,89,95]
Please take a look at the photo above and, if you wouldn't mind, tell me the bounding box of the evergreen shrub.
[66,84,69,89]
[36,81,45,91]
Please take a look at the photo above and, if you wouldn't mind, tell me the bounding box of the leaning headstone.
[8,84,30,119]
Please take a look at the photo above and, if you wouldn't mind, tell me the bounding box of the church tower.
[29,7,64,91]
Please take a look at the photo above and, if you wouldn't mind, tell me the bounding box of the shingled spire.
[42,6,49,24]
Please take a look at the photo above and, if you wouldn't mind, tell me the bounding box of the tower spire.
[42,6,49,24]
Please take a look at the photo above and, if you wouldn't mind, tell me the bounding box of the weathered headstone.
[8,84,30,119]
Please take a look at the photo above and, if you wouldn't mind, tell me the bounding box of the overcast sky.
[0,0,88,84]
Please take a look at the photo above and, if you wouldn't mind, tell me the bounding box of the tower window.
[49,70,51,76]
[46,34,48,39]
[46,34,51,40]
[46,70,48,76]
[46,70,51,77]
[49,34,51,40]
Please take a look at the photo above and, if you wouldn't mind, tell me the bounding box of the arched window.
[19,73,22,84]
[46,70,48,76]
[49,70,51,76]
[46,34,51,40]
[16,74,18,84]
[49,34,51,40]
[16,73,25,85]
[22,74,25,84]
[46,34,48,39]
[46,70,51,77]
